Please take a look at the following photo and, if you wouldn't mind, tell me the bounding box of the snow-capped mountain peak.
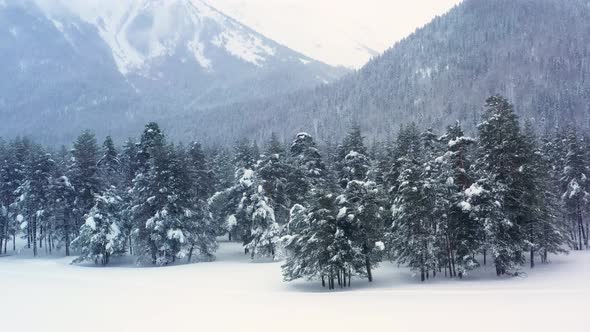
[34,0,288,75]
[1,0,347,142]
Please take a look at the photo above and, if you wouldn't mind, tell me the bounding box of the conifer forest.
[1,96,585,290]
[2,1,590,330]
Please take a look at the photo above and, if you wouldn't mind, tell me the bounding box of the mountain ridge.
[0,0,347,143]
[167,0,590,144]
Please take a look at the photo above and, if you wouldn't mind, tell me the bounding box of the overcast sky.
[207,0,463,68]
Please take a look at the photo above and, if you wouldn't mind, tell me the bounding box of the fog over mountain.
[2,0,589,146]
[0,0,346,144]
[207,0,462,68]
[171,0,590,145]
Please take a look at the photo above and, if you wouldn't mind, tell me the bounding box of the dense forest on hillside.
[169,0,590,145]
[1,95,587,288]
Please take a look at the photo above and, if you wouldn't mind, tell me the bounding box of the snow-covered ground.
[2,241,588,332]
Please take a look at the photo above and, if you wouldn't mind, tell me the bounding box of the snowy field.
[2,240,588,332]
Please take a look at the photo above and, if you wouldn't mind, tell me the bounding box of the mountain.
[171,0,590,144]
[207,0,461,69]
[0,0,347,143]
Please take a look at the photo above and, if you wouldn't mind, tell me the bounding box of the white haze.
[206,0,463,68]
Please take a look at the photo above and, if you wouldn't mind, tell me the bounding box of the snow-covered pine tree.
[290,133,326,192]
[70,130,101,231]
[560,127,589,250]
[187,142,215,201]
[131,123,168,264]
[475,95,527,275]
[169,144,217,263]
[517,123,564,267]
[337,180,384,282]
[234,138,256,170]
[120,138,139,190]
[97,136,121,188]
[134,131,203,265]
[539,131,571,261]
[210,147,234,193]
[334,126,385,282]
[244,183,280,259]
[283,188,357,289]
[15,145,56,256]
[281,204,312,280]
[180,143,218,262]
[7,138,32,251]
[383,124,422,199]
[337,125,369,188]
[0,139,10,254]
[257,133,292,225]
[438,122,481,277]
[51,175,76,256]
[460,178,514,276]
[116,139,139,254]
[418,127,448,278]
[72,187,126,265]
[386,125,435,281]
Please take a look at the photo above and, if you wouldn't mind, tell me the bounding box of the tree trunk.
[128,236,133,256]
[0,222,3,254]
[348,267,351,286]
[577,204,583,251]
[187,246,194,263]
[32,217,37,257]
[365,257,373,282]
[530,248,535,269]
[65,228,70,257]
[450,250,457,277]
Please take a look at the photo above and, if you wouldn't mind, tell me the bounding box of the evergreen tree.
[187,142,215,201]
[521,125,569,265]
[131,123,168,264]
[283,189,357,289]
[439,123,481,277]
[234,138,255,170]
[560,127,589,250]
[337,180,384,282]
[70,130,101,230]
[386,141,434,282]
[383,124,422,197]
[245,183,280,259]
[15,146,55,256]
[51,175,76,256]
[385,124,441,281]
[257,134,292,225]
[97,136,121,188]
[290,132,326,197]
[475,95,527,274]
[210,147,234,192]
[120,138,139,189]
[337,125,369,188]
[0,139,10,253]
[72,187,126,265]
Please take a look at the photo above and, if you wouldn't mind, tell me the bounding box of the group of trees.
[0,95,586,289]
[0,124,222,265]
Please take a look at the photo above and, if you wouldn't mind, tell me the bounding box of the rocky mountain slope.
[176,0,590,144]
[0,0,346,143]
